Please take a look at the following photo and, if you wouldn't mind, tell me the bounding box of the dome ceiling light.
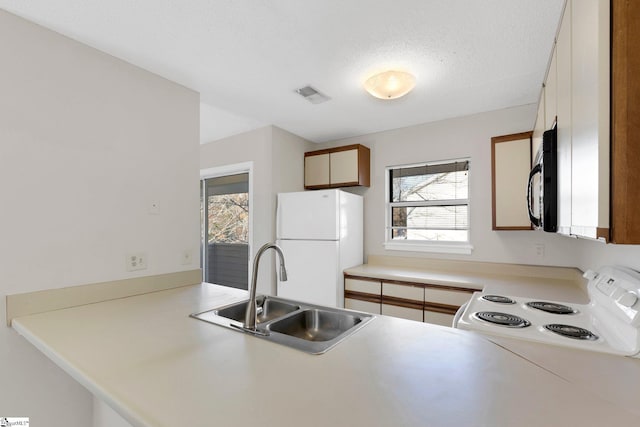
[364,70,416,100]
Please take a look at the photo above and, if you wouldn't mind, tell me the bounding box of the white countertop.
[11,283,639,427]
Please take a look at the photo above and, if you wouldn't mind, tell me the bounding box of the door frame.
[200,161,254,285]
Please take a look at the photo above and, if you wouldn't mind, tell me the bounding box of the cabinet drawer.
[382,304,423,322]
[423,287,473,307]
[345,298,381,315]
[382,282,423,301]
[424,310,455,327]
[345,278,381,295]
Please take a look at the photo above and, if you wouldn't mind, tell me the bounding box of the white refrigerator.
[276,189,363,308]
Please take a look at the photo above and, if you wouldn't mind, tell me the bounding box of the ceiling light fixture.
[364,70,416,100]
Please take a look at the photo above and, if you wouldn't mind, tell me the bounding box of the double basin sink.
[190,295,375,354]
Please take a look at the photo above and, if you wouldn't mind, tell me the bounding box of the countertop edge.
[343,263,587,300]
[12,305,157,427]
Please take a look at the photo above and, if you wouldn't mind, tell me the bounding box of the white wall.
[576,239,640,272]
[313,104,640,272]
[316,105,587,267]
[200,126,312,294]
[272,126,311,196]
[0,10,200,425]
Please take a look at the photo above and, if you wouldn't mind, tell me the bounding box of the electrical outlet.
[535,243,545,257]
[181,249,193,265]
[126,252,148,271]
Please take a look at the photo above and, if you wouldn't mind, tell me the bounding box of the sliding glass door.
[201,173,249,289]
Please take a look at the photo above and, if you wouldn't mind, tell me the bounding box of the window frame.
[383,158,473,255]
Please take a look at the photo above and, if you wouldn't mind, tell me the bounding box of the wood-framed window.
[384,159,472,254]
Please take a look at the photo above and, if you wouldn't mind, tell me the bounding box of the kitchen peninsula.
[10,281,640,427]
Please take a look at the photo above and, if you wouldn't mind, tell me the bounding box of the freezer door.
[277,190,339,240]
[276,240,340,307]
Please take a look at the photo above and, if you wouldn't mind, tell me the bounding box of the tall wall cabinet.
[533,0,640,243]
[610,0,640,243]
[491,132,533,230]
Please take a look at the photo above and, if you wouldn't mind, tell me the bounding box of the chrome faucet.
[244,242,288,332]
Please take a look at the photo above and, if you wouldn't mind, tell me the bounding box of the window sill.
[383,241,474,255]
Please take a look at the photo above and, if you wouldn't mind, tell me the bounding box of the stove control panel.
[587,266,640,325]
[595,276,618,296]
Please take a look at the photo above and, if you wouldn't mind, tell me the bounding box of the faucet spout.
[244,242,288,331]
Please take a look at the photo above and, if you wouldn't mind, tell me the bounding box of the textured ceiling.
[0,0,565,143]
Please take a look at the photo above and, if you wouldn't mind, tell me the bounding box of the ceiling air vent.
[295,85,331,104]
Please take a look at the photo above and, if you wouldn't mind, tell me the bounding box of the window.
[385,159,472,254]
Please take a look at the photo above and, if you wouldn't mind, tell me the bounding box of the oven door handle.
[527,164,542,228]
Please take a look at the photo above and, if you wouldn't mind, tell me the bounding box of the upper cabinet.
[491,132,532,230]
[304,144,370,189]
[568,0,610,240]
[537,0,640,243]
[304,152,330,187]
[610,0,640,243]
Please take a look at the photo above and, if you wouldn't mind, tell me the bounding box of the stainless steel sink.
[215,296,299,324]
[190,295,374,354]
[268,309,362,342]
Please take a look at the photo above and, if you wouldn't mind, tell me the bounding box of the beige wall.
[315,104,640,271]
[575,238,640,272]
[316,105,586,267]
[200,126,312,294]
[272,126,311,196]
[0,10,200,425]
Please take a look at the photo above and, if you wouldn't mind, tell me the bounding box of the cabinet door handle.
[527,164,542,227]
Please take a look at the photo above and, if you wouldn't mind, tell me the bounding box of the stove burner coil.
[482,295,516,304]
[526,301,577,315]
[474,311,531,328]
[544,324,598,341]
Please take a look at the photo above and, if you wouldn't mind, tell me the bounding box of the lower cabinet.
[381,304,423,322]
[344,277,382,314]
[344,275,475,326]
[423,310,457,327]
[345,298,381,314]
[381,282,424,322]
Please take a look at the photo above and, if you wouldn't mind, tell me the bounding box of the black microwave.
[527,127,557,232]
